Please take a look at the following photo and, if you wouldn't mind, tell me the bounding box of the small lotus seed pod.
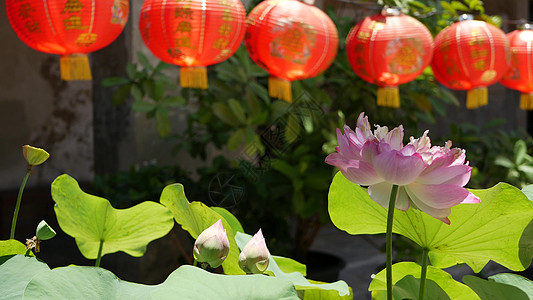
[36,220,56,241]
[22,145,49,166]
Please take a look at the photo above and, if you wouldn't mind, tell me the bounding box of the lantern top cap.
[299,0,315,5]
[459,14,474,21]
[518,21,533,30]
[381,7,402,17]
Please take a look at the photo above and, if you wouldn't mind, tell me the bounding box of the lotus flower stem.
[386,184,399,300]
[10,168,32,239]
[418,248,429,300]
[95,240,104,267]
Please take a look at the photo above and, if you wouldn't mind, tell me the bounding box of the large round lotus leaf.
[51,174,174,260]
[329,172,533,272]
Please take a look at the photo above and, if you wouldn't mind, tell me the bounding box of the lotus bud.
[239,229,270,274]
[193,219,230,268]
[36,220,56,241]
[22,145,49,166]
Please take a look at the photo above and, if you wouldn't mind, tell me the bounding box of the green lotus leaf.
[463,275,529,300]
[151,265,299,299]
[235,232,352,299]
[489,273,533,298]
[51,174,174,259]
[329,172,533,272]
[0,255,49,299]
[369,261,478,300]
[0,239,32,257]
[23,265,156,300]
[159,183,243,274]
[20,264,298,299]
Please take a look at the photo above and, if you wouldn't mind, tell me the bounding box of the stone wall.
[0,4,94,190]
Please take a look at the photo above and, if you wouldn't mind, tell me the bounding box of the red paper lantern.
[245,0,338,102]
[431,15,510,109]
[139,0,246,89]
[6,0,129,80]
[500,25,533,110]
[345,8,433,108]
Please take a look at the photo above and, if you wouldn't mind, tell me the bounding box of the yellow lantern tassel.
[180,67,208,89]
[466,87,488,109]
[377,86,400,108]
[268,77,292,103]
[60,54,92,81]
[520,93,533,110]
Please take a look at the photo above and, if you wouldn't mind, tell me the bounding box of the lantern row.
[6,0,533,110]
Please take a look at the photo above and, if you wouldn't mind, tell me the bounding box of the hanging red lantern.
[245,0,338,102]
[6,0,129,81]
[431,15,510,109]
[345,7,433,108]
[500,24,533,110]
[139,0,246,89]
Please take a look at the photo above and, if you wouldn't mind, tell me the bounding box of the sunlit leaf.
[152,265,299,299]
[369,262,479,300]
[328,172,533,272]
[51,175,174,260]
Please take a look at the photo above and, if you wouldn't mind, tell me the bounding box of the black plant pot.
[305,250,346,282]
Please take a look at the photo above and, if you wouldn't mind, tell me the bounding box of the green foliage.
[369,262,479,299]
[51,174,174,260]
[446,120,533,188]
[328,172,533,273]
[91,164,195,209]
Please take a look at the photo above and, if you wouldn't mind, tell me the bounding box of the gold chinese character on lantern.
[222,8,232,21]
[62,0,83,14]
[218,23,231,36]
[175,21,192,33]
[19,3,34,19]
[474,59,487,70]
[175,7,193,19]
[175,36,192,48]
[24,19,41,33]
[213,38,229,49]
[76,33,97,47]
[64,15,87,30]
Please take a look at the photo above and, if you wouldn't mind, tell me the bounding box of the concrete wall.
[0,4,94,190]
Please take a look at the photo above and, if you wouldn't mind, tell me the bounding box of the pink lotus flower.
[325,112,480,224]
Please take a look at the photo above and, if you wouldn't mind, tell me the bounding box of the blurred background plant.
[97,0,533,263]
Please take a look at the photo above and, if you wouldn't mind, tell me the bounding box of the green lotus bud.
[22,145,50,166]
[36,220,56,241]
[239,229,270,274]
[193,219,230,268]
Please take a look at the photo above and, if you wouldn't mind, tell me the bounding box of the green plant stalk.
[386,184,399,300]
[418,248,429,300]
[10,168,32,239]
[95,240,104,267]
